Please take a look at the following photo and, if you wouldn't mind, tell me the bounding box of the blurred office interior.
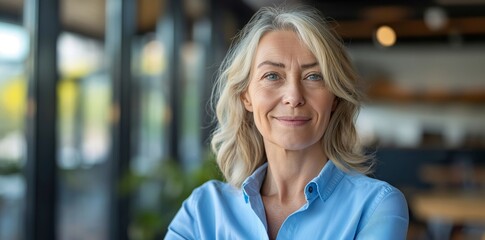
[0,0,484,239]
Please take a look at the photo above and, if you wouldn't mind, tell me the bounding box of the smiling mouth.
[274,116,311,126]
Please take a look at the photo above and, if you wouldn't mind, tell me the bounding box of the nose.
[282,81,305,107]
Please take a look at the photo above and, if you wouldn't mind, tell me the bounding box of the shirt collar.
[309,160,345,201]
[241,160,344,203]
[242,162,268,203]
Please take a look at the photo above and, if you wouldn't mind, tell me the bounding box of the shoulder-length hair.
[211,5,372,188]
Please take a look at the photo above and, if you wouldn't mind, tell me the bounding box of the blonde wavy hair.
[211,5,372,188]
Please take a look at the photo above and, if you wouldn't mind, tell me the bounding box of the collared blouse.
[165,160,409,240]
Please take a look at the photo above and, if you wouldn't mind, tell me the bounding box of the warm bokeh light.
[141,40,166,75]
[376,25,397,47]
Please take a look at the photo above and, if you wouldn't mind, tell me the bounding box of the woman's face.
[242,30,336,151]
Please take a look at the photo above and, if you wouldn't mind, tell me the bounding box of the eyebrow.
[257,61,285,69]
[257,61,319,70]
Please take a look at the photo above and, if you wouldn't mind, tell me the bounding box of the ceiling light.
[424,7,448,31]
[375,25,396,47]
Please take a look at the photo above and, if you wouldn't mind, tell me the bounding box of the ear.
[241,91,253,112]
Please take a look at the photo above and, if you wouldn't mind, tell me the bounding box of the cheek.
[313,94,336,119]
[248,89,278,130]
[248,86,278,109]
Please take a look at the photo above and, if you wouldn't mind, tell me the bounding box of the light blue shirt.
[165,160,409,239]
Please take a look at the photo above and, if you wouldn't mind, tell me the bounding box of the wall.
[349,44,485,148]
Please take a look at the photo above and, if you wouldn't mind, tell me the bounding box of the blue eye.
[264,73,280,81]
[306,73,323,81]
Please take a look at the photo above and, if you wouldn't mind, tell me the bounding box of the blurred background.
[0,0,484,239]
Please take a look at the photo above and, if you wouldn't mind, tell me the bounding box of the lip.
[274,116,311,126]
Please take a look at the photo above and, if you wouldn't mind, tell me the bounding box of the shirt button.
[308,186,313,193]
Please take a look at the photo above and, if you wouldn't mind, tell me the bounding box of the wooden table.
[411,190,485,224]
[410,190,485,240]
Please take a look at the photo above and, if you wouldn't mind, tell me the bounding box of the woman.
[166,5,408,240]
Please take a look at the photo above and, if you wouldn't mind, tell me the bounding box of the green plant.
[120,154,223,240]
[0,158,21,175]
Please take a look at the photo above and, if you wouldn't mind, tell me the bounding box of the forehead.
[253,30,317,64]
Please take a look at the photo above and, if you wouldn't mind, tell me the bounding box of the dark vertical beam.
[199,0,226,147]
[105,0,135,239]
[23,0,59,240]
[157,0,184,161]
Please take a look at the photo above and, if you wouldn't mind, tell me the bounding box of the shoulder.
[341,175,409,238]
[341,172,408,226]
[342,172,403,199]
[338,171,407,214]
[188,180,241,205]
[167,180,241,239]
[192,179,237,195]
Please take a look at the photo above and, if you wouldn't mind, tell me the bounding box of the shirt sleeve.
[356,187,409,240]
[164,190,200,240]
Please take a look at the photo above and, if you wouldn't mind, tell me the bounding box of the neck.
[261,142,328,202]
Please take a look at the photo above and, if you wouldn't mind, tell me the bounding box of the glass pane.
[57,32,110,240]
[132,34,168,175]
[180,42,203,168]
[129,33,171,240]
[0,21,28,240]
